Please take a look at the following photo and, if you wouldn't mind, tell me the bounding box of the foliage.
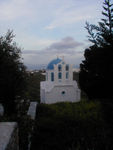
[30,101,112,150]
[80,45,113,99]
[0,30,27,115]
[79,0,113,99]
[85,0,113,47]
[18,115,34,150]
[25,71,45,102]
[73,71,79,83]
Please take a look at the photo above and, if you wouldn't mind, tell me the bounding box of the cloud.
[22,36,84,66]
[0,0,103,67]
[0,0,32,21]
[45,1,103,30]
[44,37,84,55]
[49,37,81,50]
[23,36,84,55]
[0,33,86,68]
[0,0,103,51]
[16,32,56,50]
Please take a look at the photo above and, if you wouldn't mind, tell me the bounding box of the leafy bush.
[31,101,111,150]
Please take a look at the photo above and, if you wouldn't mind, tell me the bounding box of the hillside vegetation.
[31,101,113,150]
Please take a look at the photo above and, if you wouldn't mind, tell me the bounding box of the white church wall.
[40,58,81,104]
[46,62,73,83]
[44,85,80,104]
[69,64,73,81]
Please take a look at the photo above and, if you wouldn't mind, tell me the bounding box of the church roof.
[47,58,62,70]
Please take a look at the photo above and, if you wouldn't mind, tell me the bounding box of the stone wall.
[27,102,37,120]
[0,102,37,150]
[0,122,19,150]
[27,102,38,150]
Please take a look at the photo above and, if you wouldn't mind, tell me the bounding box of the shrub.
[31,101,110,150]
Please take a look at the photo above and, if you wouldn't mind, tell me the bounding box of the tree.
[79,0,113,99]
[85,0,113,47]
[25,71,45,103]
[0,30,27,115]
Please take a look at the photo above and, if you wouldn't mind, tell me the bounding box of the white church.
[40,58,81,104]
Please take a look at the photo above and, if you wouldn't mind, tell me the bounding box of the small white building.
[40,58,81,104]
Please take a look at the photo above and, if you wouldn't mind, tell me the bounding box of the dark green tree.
[0,30,27,115]
[79,0,113,99]
[25,71,45,102]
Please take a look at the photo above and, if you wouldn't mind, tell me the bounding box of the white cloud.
[45,2,102,30]
[23,36,84,55]
[17,34,57,50]
[22,36,84,66]
[0,0,104,67]
[0,0,33,21]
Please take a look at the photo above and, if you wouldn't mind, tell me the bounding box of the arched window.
[66,72,69,79]
[58,64,62,71]
[58,72,62,79]
[51,72,54,81]
[66,65,69,71]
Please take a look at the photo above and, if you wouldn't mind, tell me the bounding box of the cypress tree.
[79,0,113,100]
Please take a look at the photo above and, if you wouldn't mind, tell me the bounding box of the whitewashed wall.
[40,59,81,104]
[44,84,80,104]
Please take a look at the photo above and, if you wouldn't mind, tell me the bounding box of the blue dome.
[47,58,62,70]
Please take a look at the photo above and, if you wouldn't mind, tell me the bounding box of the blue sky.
[0,0,105,67]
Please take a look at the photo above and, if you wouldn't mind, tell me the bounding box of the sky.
[0,0,105,68]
